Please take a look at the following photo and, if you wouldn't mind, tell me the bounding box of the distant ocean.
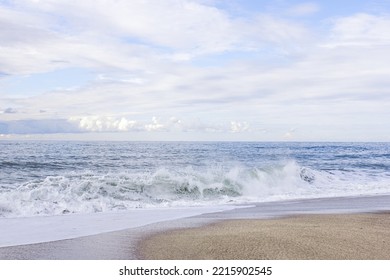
[1,141,390,218]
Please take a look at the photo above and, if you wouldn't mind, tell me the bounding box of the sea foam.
[1,160,389,217]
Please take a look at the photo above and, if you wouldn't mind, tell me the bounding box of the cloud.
[1,2,390,141]
[230,121,249,133]
[68,116,139,132]
[1,108,18,114]
[144,117,165,132]
[283,128,297,140]
[0,0,311,76]
[326,13,390,47]
[287,2,320,17]
[68,115,244,134]
[0,119,79,134]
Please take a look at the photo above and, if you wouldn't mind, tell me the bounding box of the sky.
[0,0,390,141]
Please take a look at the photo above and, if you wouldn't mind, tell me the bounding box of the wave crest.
[1,160,389,217]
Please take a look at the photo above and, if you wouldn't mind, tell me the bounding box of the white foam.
[1,160,390,218]
[0,205,236,247]
[0,160,390,218]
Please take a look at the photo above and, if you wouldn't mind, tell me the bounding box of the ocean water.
[1,141,390,218]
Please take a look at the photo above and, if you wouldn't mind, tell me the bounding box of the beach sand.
[139,213,390,260]
[1,196,390,260]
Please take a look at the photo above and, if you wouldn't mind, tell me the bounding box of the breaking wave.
[1,160,389,217]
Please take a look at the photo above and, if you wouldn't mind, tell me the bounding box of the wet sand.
[139,213,390,260]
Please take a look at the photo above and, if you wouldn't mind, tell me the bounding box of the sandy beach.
[139,213,390,260]
[1,195,390,260]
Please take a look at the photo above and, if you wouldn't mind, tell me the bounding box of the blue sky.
[0,0,390,141]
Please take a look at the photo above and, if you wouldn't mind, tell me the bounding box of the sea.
[1,141,390,218]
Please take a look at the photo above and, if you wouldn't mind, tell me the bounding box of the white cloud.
[67,115,240,134]
[69,116,138,132]
[326,13,390,47]
[144,117,165,132]
[287,2,320,17]
[0,0,312,76]
[230,121,249,133]
[247,14,310,48]
[283,128,297,140]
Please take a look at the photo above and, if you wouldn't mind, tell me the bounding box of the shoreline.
[0,195,389,259]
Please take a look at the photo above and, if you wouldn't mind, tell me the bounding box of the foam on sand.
[0,205,236,247]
